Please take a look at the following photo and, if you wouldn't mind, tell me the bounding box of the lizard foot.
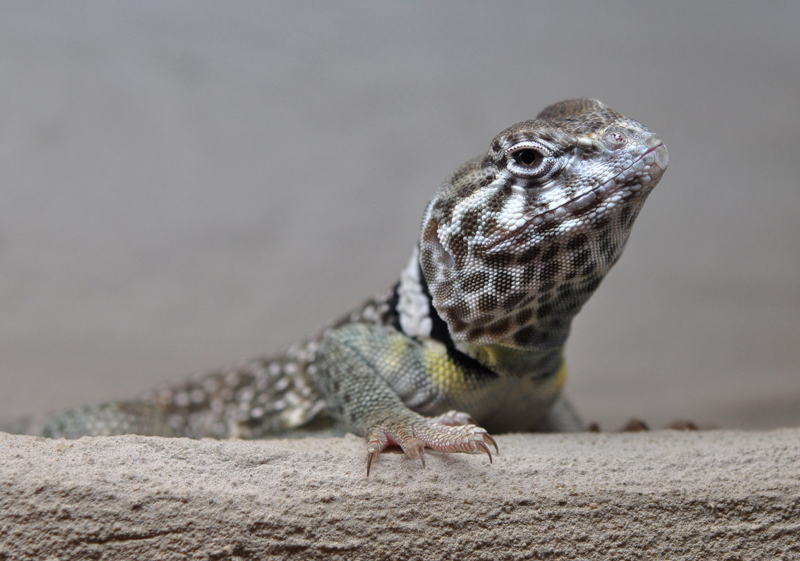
[365,412,498,476]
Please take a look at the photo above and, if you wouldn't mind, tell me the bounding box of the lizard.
[28,98,668,476]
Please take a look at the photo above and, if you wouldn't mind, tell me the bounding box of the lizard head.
[418,98,668,351]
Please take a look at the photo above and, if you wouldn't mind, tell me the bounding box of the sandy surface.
[2,429,799,560]
[0,3,799,431]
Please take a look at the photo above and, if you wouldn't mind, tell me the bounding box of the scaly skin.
[33,99,668,475]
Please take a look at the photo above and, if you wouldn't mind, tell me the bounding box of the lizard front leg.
[315,324,497,476]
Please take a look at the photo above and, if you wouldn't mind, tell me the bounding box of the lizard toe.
[364,416,497,476]
[427,410,475,427]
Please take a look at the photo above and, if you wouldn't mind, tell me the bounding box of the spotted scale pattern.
[37,99,668,475]
[420,98,668,354]
[41,294,395,439]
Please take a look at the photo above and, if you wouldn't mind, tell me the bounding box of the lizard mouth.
[487,141,667,250]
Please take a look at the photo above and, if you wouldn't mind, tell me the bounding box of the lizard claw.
[475,440,493,464]
[366,430,387,477]
[366,450,379,477]
[483,432,499,455]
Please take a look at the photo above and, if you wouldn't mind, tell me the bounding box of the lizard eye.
[505,142,556,179]
[513,149,541,167]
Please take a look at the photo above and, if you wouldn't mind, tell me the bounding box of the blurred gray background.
[1,2,798,431]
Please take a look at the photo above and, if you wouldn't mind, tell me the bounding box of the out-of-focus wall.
[1,2,798,430]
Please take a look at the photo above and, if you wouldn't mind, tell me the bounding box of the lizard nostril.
[602,129,627,149]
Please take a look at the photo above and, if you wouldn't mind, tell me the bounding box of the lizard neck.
[394,246,564,378]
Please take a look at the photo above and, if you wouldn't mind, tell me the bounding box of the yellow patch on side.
[544,360,568,398]
[422,339,472,396]
[383,331,419,371]
[466,344,516,370]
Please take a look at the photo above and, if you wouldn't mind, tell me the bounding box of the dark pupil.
[515,149,539,166]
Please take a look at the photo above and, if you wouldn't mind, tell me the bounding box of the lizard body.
[36,99,668,474]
